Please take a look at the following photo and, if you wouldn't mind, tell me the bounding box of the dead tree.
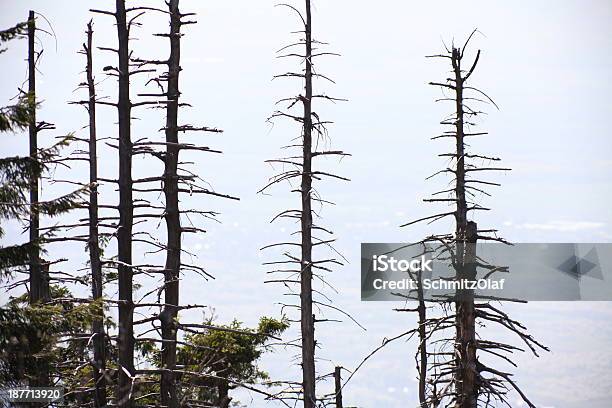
[27,9,48,307]
[88,2,157,403]
[448,42,479,406]
[18,10,91,401]
[115,1,135,405]
[397,31,549,407]
[299,2,316,406]
[83,21,107,408]
[88,2,301,405]
[383,242,433,408]
[261,1,354,407]
[88,1,246,405]
[160,1,182,406]
[58,20,109,407]
[37,18,120,406]
[108,1,241,405]
[26,11,51,394]
[142,0,241,400]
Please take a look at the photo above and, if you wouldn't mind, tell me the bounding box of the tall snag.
[399,31,548,407]
[26,11,51,393]
[300,2,316,405]
[160,0,181,405]
[115,1,134,405]
[125,1,239,405]
[93,0,243,404]
[83,21,107,408]
[261,1,353,406]
[54,18,115,407]
[27,10,48,307]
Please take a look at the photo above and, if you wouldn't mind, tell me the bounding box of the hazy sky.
[2,1,612,407]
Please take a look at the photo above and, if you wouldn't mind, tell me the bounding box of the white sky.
[2,1,612,407]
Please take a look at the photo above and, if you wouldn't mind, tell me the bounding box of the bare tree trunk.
[160,1,181,407]
[115,1,135,406]
[300,2,316,407]
[27,10,41,305]
[217,378,231,408]
[334,366,343,408]
[455,226,478,408]
[452,48,478,408]
[84,21,108,408]
[27,10,50,395]
[416,267,428,407]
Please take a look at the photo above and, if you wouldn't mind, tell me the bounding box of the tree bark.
[84,21,108,408]
[217,378,231,408]
[115,1,135,406]
[160,1,181,407]
[300,1,316,407]
[27,9,41,305]
[334,366,343,408]
[417,267,428,407]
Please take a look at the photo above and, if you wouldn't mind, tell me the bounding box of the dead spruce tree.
[23,11,88,393]
[0,11,90,401]
[43,19,120,407]
[113,1,241,406]
[26,16,50,394]
[85,22,108,408]
[159,3,183,404]
[398,32,549,407]
[90,1,135,404]
[261,1,354,407]
[145,1,239,405]
[391,242,431,408]
[73,21,108,407]
[91,1,251,405]
[27,10,48,309]
[114,2,134,404]
[54,20,108,406]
